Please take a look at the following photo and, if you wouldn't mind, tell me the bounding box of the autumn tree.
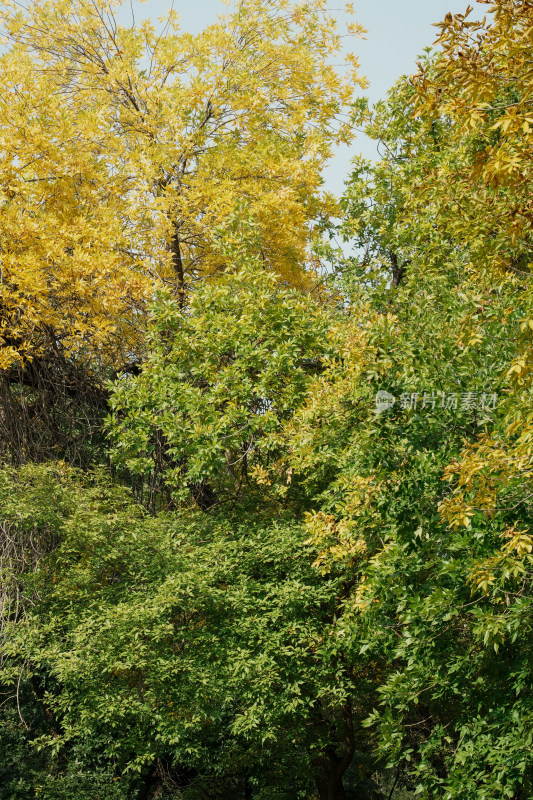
[414,0,533,263]
[0,0,364,464]
[0,0,364,366]
[411,1,533,611]
[282,61,533,797]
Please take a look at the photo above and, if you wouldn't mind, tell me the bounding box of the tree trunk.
[170,224,185,307]
[136,764,163,800]
[389,250,407,288]
[244,776,253,800]
[315,760,348,800]
[314,708,355,800]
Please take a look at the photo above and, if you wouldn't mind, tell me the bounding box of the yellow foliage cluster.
[413,1,533,269]
[415,1,533,191]
[280,309,395,573]
[413,2,533,571]
[0,0,364,367]
[304,477,374,573]
[468,525,533,595]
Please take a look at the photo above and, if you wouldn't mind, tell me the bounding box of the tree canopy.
[1,2,533,799]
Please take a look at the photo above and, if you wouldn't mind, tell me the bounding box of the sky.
[129,0,488,194]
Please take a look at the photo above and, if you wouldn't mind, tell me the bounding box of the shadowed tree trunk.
[136,763,164,800]
[314,708,356,800]
[389,250,408,288]
[170,223,185,307]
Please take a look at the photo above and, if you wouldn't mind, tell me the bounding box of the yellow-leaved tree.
[0,0,364,463]
[0,0,365,370]
[412,1,533,565]
[413,0,533,266]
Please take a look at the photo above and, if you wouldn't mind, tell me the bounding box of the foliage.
[0,0,364,370]
[410,1,533,625]
[0,463,379,800]
[290,41,533,796]
[3,1,533,799]
[108,248,335,509]
[414,0,533,254]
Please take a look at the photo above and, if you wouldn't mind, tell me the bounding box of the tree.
[0,0,364,370]
[0,0,364,466]
[411,0,533,620]
[414,0,533,258]
[282,70,533,798]
[108,241,336,510]
[0,463,382,800]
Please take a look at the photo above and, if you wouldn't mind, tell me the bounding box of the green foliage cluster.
[0,464,378,799]
[108,257,333,509]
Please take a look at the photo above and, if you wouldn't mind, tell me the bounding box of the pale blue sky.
[130,0,487,193]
